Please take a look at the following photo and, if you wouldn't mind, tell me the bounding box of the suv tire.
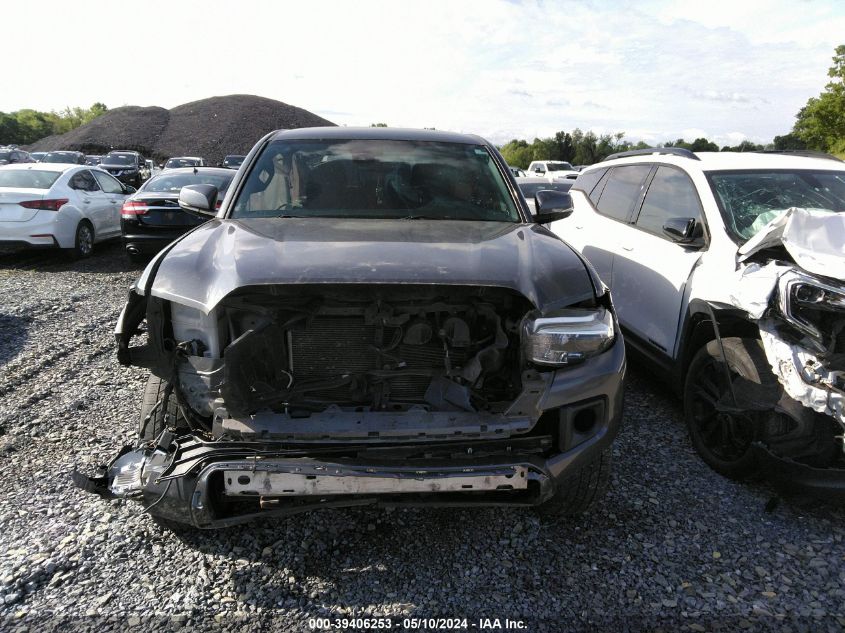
[537,448,612,518]
[683,337,773,479]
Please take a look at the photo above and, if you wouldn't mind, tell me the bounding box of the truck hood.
[144,218,596,314]
[738,207,845,281]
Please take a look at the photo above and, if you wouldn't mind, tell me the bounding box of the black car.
[85,155,103,166]
[100,151,150,188]
[120,167,234,262]
[222,154,245,169]
[0,149,34,165]
[40,151,87,165]
[81,127,625,529]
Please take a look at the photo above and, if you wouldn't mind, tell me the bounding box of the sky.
[2,0,843,146]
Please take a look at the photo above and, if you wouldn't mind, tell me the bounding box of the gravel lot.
[0,244,843,632]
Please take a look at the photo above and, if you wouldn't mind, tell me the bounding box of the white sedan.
[0,163,133,257]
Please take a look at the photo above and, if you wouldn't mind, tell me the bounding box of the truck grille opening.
[290,316,467,402]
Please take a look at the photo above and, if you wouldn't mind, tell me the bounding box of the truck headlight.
[522,308,615,366]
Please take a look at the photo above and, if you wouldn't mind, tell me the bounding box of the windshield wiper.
[399,214,449,220]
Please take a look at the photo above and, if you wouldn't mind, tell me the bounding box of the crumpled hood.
[738,207,845,281]
[145,218,596,314]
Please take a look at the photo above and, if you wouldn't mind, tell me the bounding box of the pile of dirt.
[26,95,335,164]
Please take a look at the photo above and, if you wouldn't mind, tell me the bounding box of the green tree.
[773,133,807,150]
[689,137,719,152]
[793,44,845,152]
[553,131,575,163]
[499,139,533,168]
[13,109,53,144]
[0,103,108,145]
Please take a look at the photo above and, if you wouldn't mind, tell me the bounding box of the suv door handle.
[621,245,633,251]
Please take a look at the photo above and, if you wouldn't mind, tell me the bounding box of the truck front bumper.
[75,339,625,527]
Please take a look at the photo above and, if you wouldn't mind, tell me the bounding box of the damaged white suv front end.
[560,150,845,495]
[731,207,845,453]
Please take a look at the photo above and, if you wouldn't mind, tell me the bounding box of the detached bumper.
[75,434,560,528]
[753,442,845,500]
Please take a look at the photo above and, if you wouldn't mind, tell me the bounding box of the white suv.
[526,160,580,182]
[554,148,845,491]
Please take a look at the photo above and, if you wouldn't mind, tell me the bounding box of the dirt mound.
[28,106,170,156]
[26,95,335,164]
[154,95,334,164]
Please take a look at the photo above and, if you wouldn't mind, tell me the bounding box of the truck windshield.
[707,169,845,241]
[231,139,520,222]
[546,162,574,171]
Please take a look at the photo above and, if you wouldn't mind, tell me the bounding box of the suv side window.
[572,167,608,197]
[635,166,703,237]
[92,170,124,194]
[69,170,101,192]
[595,165,652,221]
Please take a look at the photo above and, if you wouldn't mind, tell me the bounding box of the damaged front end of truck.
[721,207,845,493]
[74,224,624,528]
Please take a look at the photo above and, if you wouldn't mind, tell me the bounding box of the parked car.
[0,149,34,165]
[163,156,205,170]
[516,176,573,214]
[508,165,526,178]
[527,160,580,181]
[222,154,246,169]
[40,151,87,165]
[100,151,150,188]
[120,167,235,262]
[555,147,845,492]
[31,152,47,162]
[79,127,625,529]
[0,163,133,257]
[85,155,103,166]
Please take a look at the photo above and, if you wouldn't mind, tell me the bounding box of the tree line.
[0,103,108,145]
[498,131,774,169]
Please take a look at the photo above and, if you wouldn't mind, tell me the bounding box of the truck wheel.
[138,374,184,441]
[683,337,773,479]
[537,448,612,518]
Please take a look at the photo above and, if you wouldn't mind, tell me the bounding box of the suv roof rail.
[755,149,844,162]
[603,147,700,162]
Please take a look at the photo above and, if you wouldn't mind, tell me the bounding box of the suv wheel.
[537,448,611,518]
[683,337,773,479]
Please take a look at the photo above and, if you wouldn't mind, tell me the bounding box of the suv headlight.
[780,271,845,344]
[522,308,615,366]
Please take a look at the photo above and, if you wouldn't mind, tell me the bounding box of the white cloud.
[1,0,842,146]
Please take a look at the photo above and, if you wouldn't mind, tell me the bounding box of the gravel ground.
[0,244,843,632]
